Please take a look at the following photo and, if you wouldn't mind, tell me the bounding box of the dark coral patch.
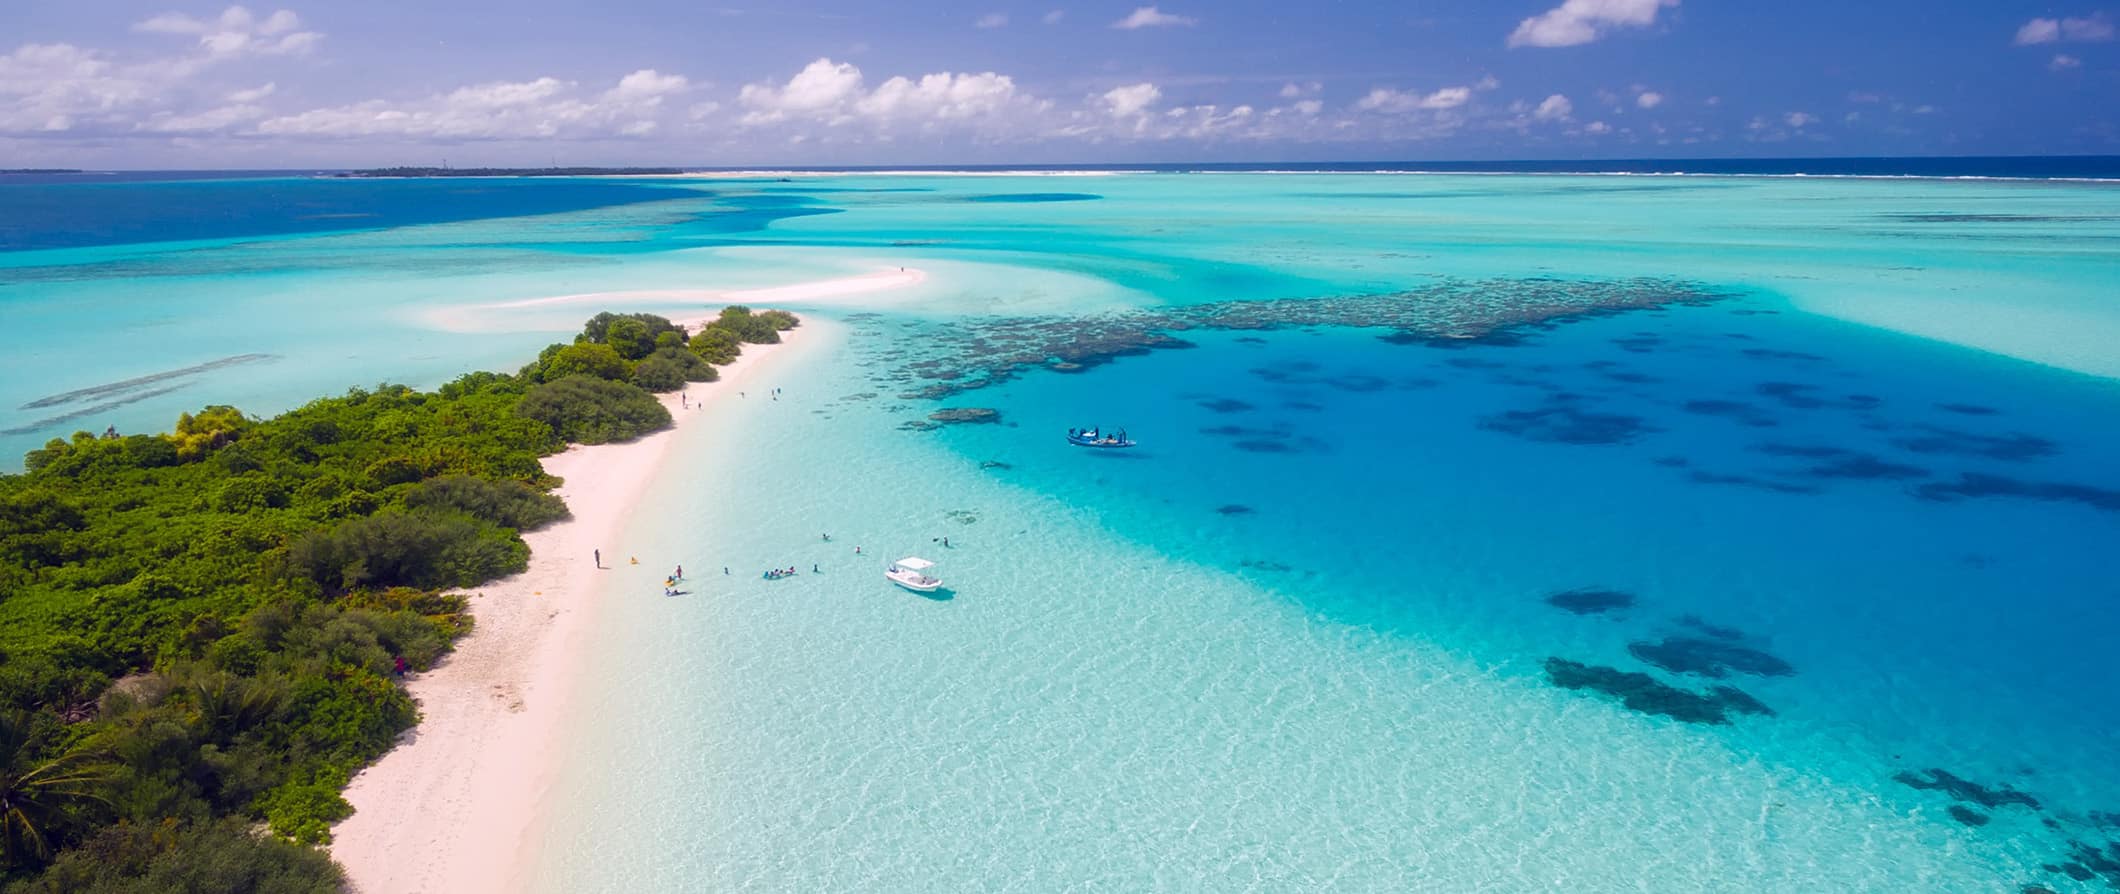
[1282,400,1324,411]
[1612,334,1664,353]
[1628,636,1795,678]
[1542,658,1773,725]
[1544,588,1635,615]
[1682,399,1779,427]
[1915,473,2120,513]
[1938,402,2000,416]
[1891,425,2058,462]
[1755,381,1828,409]
[1481,399,1657,445]
[1215,504,1255,516]
[1756,443,1930,481]
[1199,398,1256,413]
[1743,348,1826,362]
[1325,374,1392,392]
[1687,470,1821,495]
[1948,805,1991,826]
[1708,686,1775,717]
[928,407,1002,424]
[1893,768,2041,810]
[1386,328,1534,348]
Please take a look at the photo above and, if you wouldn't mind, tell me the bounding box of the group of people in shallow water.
[639,533,873,591]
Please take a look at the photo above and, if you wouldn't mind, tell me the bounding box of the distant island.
[334,166,687,178]
[0,168,85,174]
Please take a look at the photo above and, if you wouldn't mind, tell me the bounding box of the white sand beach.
[329,314,825,893]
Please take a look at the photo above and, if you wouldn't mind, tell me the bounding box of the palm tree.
[0,713,113,867]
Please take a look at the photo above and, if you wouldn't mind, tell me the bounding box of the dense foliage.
[0,307,789,888]
[515,376,672,444]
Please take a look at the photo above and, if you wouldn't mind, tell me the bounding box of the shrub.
[282,510,527,592]
[210,476,287,513]
[687,326,743,365]
[712,306,780,344]
[513,375,671,446]
[537,342,629,382]
[578,312,686,361]
[403,475,568,531]
[757,309,799,331]
[9,818,345,893]
[655,346,717,382]
[629,355,688,392]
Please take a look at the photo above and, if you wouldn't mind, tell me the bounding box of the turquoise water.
[5,172,2118,890]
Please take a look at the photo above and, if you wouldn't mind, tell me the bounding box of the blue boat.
[1066,427,1136,448]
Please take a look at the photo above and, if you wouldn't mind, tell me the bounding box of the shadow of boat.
[909,586,956,602]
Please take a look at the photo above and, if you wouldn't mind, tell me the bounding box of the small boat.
[1066,427,1136,449]
[886,556,941,593]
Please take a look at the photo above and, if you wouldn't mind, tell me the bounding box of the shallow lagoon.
[6,171,2118,890]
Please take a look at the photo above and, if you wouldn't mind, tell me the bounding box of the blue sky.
[1,1,2114,167]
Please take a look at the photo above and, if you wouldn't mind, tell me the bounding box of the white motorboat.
[885,556,942,593]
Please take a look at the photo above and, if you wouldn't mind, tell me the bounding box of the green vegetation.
[0,306,791,889]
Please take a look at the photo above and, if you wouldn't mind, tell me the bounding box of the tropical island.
[0,306,795,891]
[0,170,85,175]
[331,167,688,178]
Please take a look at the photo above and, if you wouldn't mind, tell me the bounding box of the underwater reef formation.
[1480,396,1657,445]
[1915,473,2120,513]
[871,276,1728,401]
[1544,588,1636,615]
[926,407,1003,425]
[1949,806,1992,826]
[1893,768,2042,811]
[1627,635,1796,679]
[1541,658,1773,725]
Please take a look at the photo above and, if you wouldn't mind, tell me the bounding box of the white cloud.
[859,72,1021,120]
[1509,0,1678,48]
[1356,85,1473,113]
[2051,53,2083,70]
[255,70,680,139]
[1279,81,1320,98]
[1583,120,1610,134]
[1784,111,1816,128]
[2016,18,2061,44]
[226,82,276,103]
[1042,10,1066,24]
[1292,99,1322,116]
[2015,14,2114,45]
[733,57,1042,138]
[976,13,1008,29]
[1635,90,1663,108]
[1112,6,1196,29]
[133,6,322,58]
[1534,93,1572,120]
[737,58,863,123]
[608,69,690,102]
[1102,82,1161,117]
[138,102,267,133]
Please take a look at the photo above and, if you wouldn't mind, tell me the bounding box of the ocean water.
[4,169,2118,890]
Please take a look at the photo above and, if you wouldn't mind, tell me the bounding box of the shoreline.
[328,319,820,893]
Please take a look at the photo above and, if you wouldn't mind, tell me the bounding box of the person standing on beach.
[594,549,601,568]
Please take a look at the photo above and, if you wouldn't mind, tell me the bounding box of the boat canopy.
[894,557,935,570]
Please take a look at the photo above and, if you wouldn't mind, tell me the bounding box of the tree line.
[0,306,796,891]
